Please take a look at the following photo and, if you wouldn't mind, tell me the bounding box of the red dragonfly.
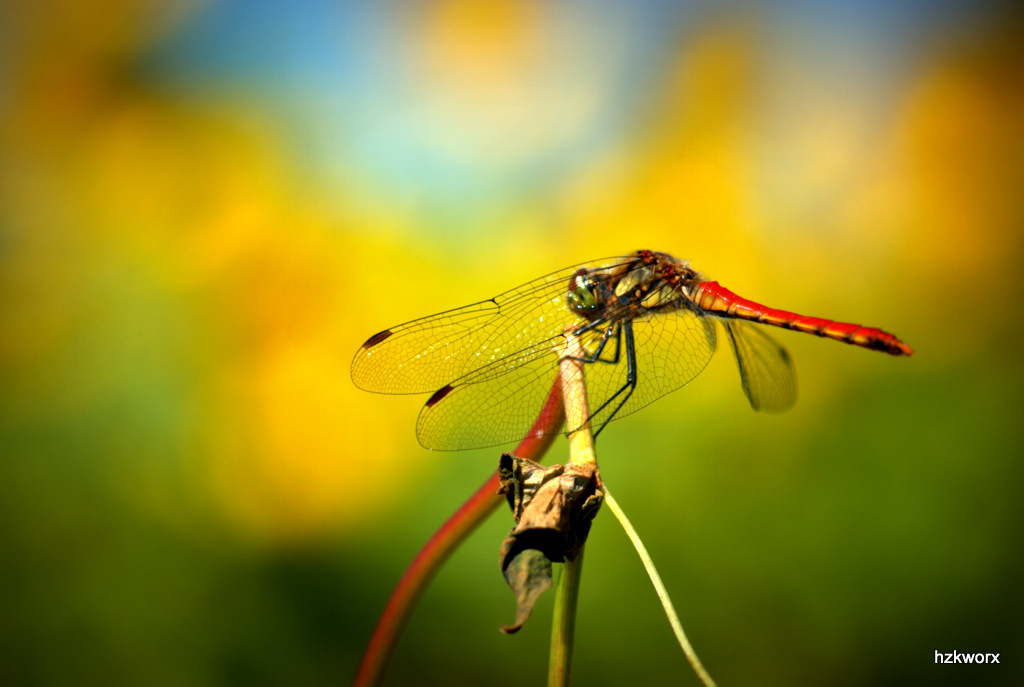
[352,250,913,450]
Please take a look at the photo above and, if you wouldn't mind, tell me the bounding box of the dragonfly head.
[566,268,603,319]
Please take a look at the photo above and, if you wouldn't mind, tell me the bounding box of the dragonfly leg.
[587,320,638,439]
[570,322,621,365]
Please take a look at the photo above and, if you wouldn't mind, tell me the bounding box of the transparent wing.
[581,306,717,433]
[351,257,625,394]
[415,336,567,450]
[416,305,718,450]
[722,320,796,412]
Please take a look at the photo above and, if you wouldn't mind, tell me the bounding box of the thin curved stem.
[602,486,717,687]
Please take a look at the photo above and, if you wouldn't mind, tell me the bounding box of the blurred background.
[2,0,1022,685]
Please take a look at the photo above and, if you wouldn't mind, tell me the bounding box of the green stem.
[546,327,596,686]
[602,485,717,687]
[548,548,585,687]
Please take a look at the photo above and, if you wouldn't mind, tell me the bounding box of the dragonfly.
[351,250,913,450]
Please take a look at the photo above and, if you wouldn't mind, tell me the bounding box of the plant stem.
[559,330,596,468]
[548,548,585,687]
[353,472,502,687]
[602,485,717,687]
[354,379,565,687]
[546,327,597,686]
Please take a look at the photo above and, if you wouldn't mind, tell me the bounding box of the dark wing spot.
[425,384,455,408]
[362,329,393,348]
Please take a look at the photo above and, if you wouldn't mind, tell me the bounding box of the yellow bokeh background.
[2,1,1022,685]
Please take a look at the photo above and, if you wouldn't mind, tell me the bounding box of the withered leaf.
[499,548,552,634]
[497,453,603,633]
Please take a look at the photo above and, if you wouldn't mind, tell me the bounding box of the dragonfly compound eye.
[566,268,602,317]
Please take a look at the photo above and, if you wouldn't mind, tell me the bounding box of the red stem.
[353,377,566,686]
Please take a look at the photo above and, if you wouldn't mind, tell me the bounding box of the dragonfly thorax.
[608,252,702,316]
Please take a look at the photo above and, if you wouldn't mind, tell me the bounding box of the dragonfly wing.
[722,320,796,412]
[581,306,718,433]
[415,336,567,450]
[351,259,624,394]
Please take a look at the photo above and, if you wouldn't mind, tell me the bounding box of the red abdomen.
[691,281,914,356]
